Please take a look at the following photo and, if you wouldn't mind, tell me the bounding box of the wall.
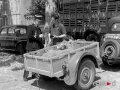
[0,0,46,27]
[0,0,32,27]
[9,0,32,25]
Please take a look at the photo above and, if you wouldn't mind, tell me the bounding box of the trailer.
[23,40,101,90]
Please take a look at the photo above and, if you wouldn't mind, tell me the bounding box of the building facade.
[0,0,32,28]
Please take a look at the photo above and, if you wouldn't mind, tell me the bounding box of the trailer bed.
[24,40,99,77]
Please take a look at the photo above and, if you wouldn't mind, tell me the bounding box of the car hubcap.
[105,45,115,56]
[79,67,91,85]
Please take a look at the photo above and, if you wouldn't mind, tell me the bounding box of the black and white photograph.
[0,0,120,90]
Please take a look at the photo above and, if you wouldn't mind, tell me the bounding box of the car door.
[0,28,8,49]
[6,27,16,49]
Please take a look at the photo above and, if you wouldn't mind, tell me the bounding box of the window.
[8,27,15,35]
[0,28,7,35]
[20,28,26,34]
[15,28,26,35]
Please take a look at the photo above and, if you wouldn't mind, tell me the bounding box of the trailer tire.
[74,58,95,90]
[101,39,120,65]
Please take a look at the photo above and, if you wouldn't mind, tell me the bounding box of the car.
[101,16,120,66]
[0,25,28,54]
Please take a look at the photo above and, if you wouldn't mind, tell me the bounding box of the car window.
[8,27,15,35]
[20,28,26,34]
[15,28,26,35]
[0,28,7,35]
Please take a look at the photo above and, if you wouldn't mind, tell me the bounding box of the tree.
[29,0,46,20]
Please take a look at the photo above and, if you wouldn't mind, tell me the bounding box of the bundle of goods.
[28,40,88,58]
[31,41,73,58]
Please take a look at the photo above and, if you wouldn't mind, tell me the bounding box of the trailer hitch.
[60,65,69,79]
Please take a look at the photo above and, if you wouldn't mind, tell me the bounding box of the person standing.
[26,18,44,52]
[23,17,44,81]
[48,13,67,45]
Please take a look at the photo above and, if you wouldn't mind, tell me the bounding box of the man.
[23,17,44,81]
[49,13,67,45]
[26,17,44,52]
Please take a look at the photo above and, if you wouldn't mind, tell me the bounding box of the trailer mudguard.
[64,51,98,85]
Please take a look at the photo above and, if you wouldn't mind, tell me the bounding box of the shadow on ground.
[100,63,120,72]
[31,78,75,90]
[30,75,101,90]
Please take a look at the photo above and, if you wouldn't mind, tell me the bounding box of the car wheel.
[86,33,100,42]
[74,58,95,90]
[17,44,25,54]
[101,40,120,65]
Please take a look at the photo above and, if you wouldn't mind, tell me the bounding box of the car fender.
[64,51,98,85]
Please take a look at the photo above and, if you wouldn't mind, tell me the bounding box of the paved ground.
[0,53,120,90]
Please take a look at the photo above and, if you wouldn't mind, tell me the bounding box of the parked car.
[101,17,120,66]
[0,25,28,54]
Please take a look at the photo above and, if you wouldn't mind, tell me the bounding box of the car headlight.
[112,23,120,31]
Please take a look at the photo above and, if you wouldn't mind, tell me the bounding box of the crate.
[59,0,120,36]
[70,20,76,26]
[100,3,107,12]
[70,13,76,19]
[108,3,116,11]
[63,14,70,19]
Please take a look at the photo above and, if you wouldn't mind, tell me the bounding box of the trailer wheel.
[75,58,95,90]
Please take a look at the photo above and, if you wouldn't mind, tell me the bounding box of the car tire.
[86,33,100,42]
[101,39,120,65]
[74,58,95,90]
[17,44,25,54]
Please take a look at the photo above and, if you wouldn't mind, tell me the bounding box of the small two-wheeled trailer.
[23,40,101,90]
